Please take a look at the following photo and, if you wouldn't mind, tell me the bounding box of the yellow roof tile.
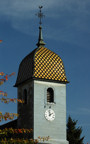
[34,47,68,82]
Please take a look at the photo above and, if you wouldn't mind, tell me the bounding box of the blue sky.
[0,0,90,143]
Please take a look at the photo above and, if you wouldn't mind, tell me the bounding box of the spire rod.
[36,6,46,47]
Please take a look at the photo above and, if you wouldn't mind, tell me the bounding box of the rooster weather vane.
[36,6,45,25]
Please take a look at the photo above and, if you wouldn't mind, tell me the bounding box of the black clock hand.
[49,113,53,116]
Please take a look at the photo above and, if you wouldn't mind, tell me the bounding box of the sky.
[0,0,90,143]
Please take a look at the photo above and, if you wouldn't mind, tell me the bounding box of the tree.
[0,72,35,143]
[0,72,23,121]
[67,116,84,144]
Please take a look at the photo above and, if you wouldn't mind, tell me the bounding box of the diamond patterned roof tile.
[15,46,68,86]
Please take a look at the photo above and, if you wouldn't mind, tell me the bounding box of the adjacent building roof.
[0,119,17,129]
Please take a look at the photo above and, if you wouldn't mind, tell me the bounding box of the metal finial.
[36,6,45,25]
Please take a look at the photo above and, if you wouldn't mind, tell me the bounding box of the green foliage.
[67,116,84,144]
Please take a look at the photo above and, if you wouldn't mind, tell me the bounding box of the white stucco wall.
[34,80,68,144]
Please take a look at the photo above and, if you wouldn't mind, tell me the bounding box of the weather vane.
[36,6,45,25]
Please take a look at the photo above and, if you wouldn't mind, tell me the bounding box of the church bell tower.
[15,6,69,144]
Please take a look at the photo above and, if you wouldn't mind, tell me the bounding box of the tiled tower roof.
[34,47,67,82]
[15,26,68,87]
[15,46,68,87]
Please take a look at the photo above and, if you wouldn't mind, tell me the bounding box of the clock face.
[45,109,55,121]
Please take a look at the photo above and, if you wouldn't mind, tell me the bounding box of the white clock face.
[45,109,55,121]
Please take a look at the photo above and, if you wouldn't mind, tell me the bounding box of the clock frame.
[45,109,55,121]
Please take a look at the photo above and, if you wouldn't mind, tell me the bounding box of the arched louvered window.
[47,88,54,103]
[23,89,27,104]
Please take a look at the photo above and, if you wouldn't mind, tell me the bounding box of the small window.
[23,89,27,104]
[47,88,54,103]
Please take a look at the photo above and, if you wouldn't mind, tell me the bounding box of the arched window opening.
[23,89,27,104]
[47,88,54,103]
